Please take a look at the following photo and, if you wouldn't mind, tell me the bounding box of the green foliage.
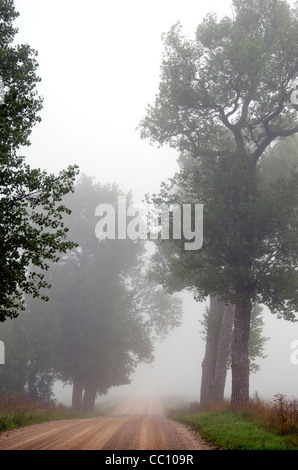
[1,176,181,401]
[140,0,298,158]
[0,1,80,320]
[247,305,268,373]
[140,1,298,406]
[140,0,298,315]
[0,1,42,150]
[174,410,298,450]
[0,164,79,321]
[147,134,298,320]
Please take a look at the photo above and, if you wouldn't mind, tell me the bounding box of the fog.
[54,292,298,406]
[12,0,298,405]
[114,300,298,401]
[14,0,234,202]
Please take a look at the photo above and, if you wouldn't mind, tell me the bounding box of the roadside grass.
[168,394,298,450]
[0,393,82,432]
[0,392,119,433]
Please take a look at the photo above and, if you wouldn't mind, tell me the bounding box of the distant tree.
[0,0,79,320]
[0,319,29,394]
[44,176,182,412]
[0,297,61,401]
[139,0,298,408]
[0,176,182,408]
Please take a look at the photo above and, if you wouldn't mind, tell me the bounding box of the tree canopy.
[0,0,79,320]
[139,0,298,407]
[140,0,298,160]
[0,176,182,409]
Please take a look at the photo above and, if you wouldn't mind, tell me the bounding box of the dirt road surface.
[0,398,212,450]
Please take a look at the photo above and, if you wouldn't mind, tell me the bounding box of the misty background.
[12,0,298,405]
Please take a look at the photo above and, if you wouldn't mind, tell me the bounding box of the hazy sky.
[12,0,298,403]
[13,0,234,200]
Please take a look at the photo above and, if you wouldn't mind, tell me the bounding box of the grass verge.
[0,393,118,433]
[0,393,84,433]
[174,411,297,450]
[169,394,298,451]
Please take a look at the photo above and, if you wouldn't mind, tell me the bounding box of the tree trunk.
[72,376,84,412]
[213,303,234,401]
[82,386,97,413]
[200,296,223,405]
[231,300,251,410]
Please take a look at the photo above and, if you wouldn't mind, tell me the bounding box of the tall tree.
[0,176,182,409]
[139,0,298,408]
[200,297,225,405]
[200,300,267,405]
[0,0,79,320]
[201,299,234,405]
[147,138,297,407]
[44,176,182,412]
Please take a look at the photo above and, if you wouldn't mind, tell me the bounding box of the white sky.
[13,0,298,403]
[13,0,233,200]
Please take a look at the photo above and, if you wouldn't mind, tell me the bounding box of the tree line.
[0,1,181,411]
[0,175,182,411]
[0,0,298,411]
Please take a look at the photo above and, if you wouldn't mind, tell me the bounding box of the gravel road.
[0,398,212,450]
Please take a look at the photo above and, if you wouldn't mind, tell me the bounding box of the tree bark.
[200,296,223,405]
[72,376,84,412]
[213,303,234,401]
[231,300,251,410]
[82,386,97,413]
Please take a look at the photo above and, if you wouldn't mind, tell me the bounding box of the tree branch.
[253,124,298,162]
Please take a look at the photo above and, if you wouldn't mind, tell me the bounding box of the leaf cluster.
[140,0,298,162]
[141,0,298,320]
[0,1,80,319]
[147,135,298,320]
[0,161,79,320]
